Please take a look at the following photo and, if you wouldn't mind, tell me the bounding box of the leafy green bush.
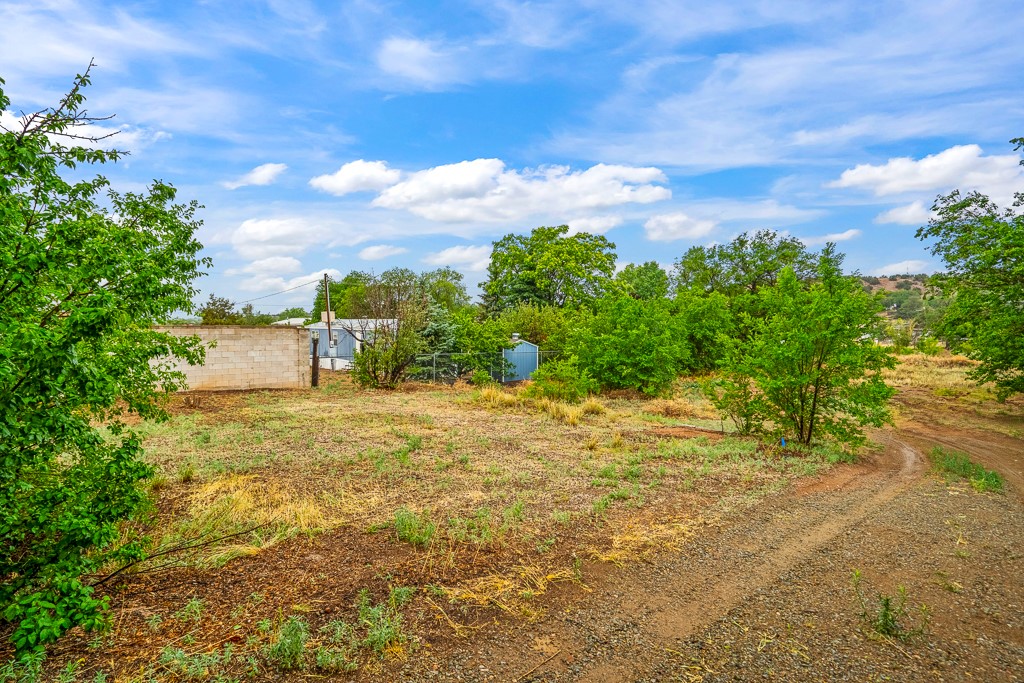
[570,294,691,396]
[1,69,207,655]
[470,369,494,386]
[915,336,942,356]
[522,356,598,403]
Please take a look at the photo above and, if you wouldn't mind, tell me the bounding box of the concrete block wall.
[155,325,310,391]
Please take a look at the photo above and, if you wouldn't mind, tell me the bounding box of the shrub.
[570,294,691,396]
[470,369,494,386]
[522,356,597,403]
[915,336,942,356]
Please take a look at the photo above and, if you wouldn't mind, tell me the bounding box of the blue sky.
[2,0,1022,313]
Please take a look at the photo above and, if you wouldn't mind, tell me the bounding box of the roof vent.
[511,333,521,342]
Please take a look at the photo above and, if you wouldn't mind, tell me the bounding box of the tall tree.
[198,294,241,324]
[917,137,1024,398]
[0,67,207,654]
[614,261,670,300]
[709,251,895,446]
[671,229,817,296]
[482,226,616,313]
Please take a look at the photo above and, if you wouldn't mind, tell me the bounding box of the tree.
[275,307,308,321]
[614,261,670,300]
[671,229,817,297]
[345,271,429,388]
[199,294,241,324]
[1,67,207,654]
[570,294,691,396]
[709,254,895,446]
[917,139,1024,398]
[419,266,471,311]
[482,226,616,313]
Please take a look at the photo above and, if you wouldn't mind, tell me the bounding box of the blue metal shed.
[502,338,539,382]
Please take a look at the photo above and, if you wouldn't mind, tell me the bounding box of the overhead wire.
[233,278,322,305]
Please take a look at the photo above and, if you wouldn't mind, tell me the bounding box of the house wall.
[155,325,309,391]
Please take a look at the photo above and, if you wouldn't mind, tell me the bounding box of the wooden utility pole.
[323,273,333,349]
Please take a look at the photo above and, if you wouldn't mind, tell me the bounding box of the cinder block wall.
[155,326,309,391]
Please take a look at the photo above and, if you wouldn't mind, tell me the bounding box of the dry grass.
[537,398,584,425]
[590,515,711,565]
[441,565,582,619]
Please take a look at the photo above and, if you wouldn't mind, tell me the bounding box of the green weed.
[265,616,309,670]
[928,447,1004,492]
[851,570,929,641]
[393,507,436,547]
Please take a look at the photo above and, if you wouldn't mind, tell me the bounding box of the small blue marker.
[781,437,786,447]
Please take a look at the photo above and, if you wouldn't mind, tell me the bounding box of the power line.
[234,278,321,305]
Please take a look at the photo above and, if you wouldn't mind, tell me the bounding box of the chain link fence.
[314,350,561,384]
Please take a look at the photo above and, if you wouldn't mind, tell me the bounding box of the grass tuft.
[928,446,1004,492]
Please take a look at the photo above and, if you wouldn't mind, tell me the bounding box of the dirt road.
[407,427,1024,682]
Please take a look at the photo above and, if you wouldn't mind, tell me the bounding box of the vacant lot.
[17,354,1024,682]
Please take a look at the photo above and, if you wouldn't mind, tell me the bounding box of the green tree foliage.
[917,139,1024,398]
[482,226,616,313]
[274,307,308,321]
[346,272,429,389]
[710,256,895,446]
[614,261,669,300]
[671,229,816,297]
[569,294,691,396]
[198,295,274,325]
[199,294,240,324]
[672,291,735,372]
[0,68,207,654]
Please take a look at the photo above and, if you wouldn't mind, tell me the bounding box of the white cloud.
[799,228,861,246]
[0,2,200,82]
[358,244,408,260]
[225,256,304,277]
[423,245,492,272]
[222,163,288,190]
[566,216,623,235]
[643,212,716,241]
[550,3,1024,170]
[871,259,930,276]
[829,145,1023,203]
[231,217,324,259]
[874,201,934,225]
[376,37,465,89]
[373,159,670,223]
[310,160,402,196]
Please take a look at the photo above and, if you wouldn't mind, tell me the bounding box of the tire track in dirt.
[569,433,926,682]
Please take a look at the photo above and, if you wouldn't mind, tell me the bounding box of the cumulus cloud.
[372,159,670,223]
[225,256,303,277]
[358,244,408,260]
[566,216,623,235]
[310,160,402,196]
[376,37,465,88]
[231,217,325,259]
[874,200,934,225]
[222,163,288,190]
[643,212,716,241]
[871,259,930,277]
[423,245,492,272]
[799,229,861,246]
[830,145,1023,203]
